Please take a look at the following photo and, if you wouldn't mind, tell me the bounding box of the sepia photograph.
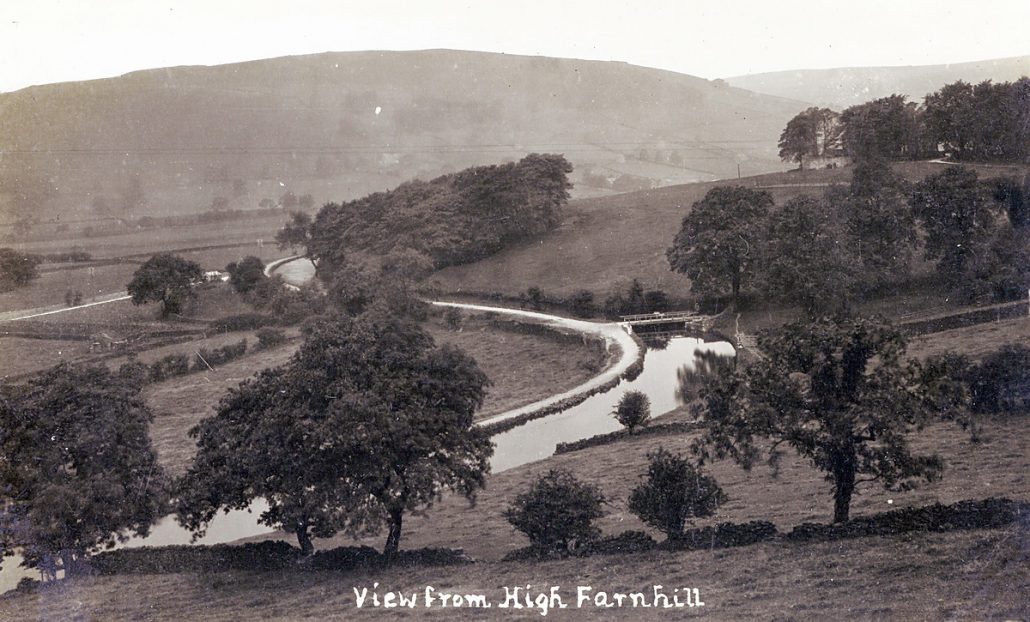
[1,1,1028,619]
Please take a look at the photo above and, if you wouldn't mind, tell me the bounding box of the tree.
[667,186,773,308]
[760,195,859,315]
[628,448,726,541]
[225,256,266,295]
[778,107,842,167]
[0,248,42,292]
[841,95,922,161]
[909,166,998,284]
[959,225,1030,303]
[127,254,203,317]
[177,311,492,556]
[504,469,606,554]
[276,211,313,254]
[612,390,651,433]
[0,364,168,578]
[693,316,949,523]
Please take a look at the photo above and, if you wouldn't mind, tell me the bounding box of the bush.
[504,469,607,555]
[256,327,287,349]
[193,339,248,371]
[443,307,464,330]
[209,313,276,334]
[969,345,1030,413]
[629,447,727,541]
[148,353,191,382]
[225,256,266,295]
[612,390,651,433]
[566,289,595,318]
[525,286,545,310]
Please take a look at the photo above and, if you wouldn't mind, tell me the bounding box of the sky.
[1,0,1029,93]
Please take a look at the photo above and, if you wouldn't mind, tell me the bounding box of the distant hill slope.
[726,55,1030,110]
[0,49,806,228]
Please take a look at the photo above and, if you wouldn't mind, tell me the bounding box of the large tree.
[176,311,492,556]
[840,95,923,161]
[908,166,998,285]
[127,253,204,317]
[760,195,859,315]
[0,248,42,292]
[0,364,168,578]
[778,107,842,167]
[666,186,773,307]
[693,317,952,523]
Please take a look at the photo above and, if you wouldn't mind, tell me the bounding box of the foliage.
[275,211,312,253]
[0,248,42,292]
[628,448,727,540]
[923,78,1030,162]
[759,195,859,315]
[148,353,192,382]
[967,345,1030,414]
[127,253,204,317]
[255,327,287,349]
[909,166,1000,285]
[566,289,595,317]
[612,390,651,433]
[603,279,671,318]
[525,286,545,310]
[225,256,266,294]
[0,364,167,578]
[778,107,843,165]
[176,311,492,556]
[192,340,248,371]
[504,469,607,554]
[693,316,951,523]
[840,95,923,161]
[306,154,572,279]
[667,186,773,307]
[959,225,1030,303]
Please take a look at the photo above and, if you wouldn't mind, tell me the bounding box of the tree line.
[277,153,573,279]
[667,165,1030,313]
[779,77,1030,166]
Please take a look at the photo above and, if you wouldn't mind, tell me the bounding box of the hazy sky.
[2,0,1028,93]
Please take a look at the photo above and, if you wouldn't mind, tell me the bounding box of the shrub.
[194,339,248,371]
[148,353,191,382]
[525,286,544,310]
[629,447,727,541]
[117,359,150,389]
[209,313,275,334]
[443,307,464,330]
[504,469,607,555]
[969,345,1030,413]
[256,327,287,349]
[612,390,651,433]
[225,256,266,295]
[566,289,595,318]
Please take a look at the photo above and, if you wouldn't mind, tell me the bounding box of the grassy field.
[2,408,1026,620]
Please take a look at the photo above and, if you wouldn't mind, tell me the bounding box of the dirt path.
[0,292,131,323]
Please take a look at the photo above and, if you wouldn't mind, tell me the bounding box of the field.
[2,407,1026,620]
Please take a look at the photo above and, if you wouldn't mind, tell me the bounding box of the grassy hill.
[1,49,806,232]
[726,55,1030,110]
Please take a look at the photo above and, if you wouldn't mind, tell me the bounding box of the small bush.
[194,339,248,371]
[256,328,287,349]
[504,469,607,555]
[148,353,191,382]
[209,313,276,334]
[443,307,464,330]
[525,286,545,310]
[629,447,727,541]
[566,289,595,318]
[612,390,651,433]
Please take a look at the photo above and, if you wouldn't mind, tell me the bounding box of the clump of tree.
[504,469,607,555]
[225,256,266,295]
[612,390,651,433]
[666,186,774,309]
[693,316,960,523]
[176,311,492,556]
[778,107,843,167]
[910,166,1030,303]
[603,278,671,318]
[0,248,42,292]
[0,364,168,578]
[301,154,572,279]
[628,448,726,541]
[923,78,1030,162]
[127,253,204,317]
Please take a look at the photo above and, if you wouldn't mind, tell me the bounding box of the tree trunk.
[731,271,741,310]
[832,451,857,524]
[383,509,404,558]
[296,522,314,556]
[59,550,76,578]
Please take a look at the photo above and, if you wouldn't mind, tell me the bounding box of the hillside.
[726,55,1030,110]
[0,49,806,232]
